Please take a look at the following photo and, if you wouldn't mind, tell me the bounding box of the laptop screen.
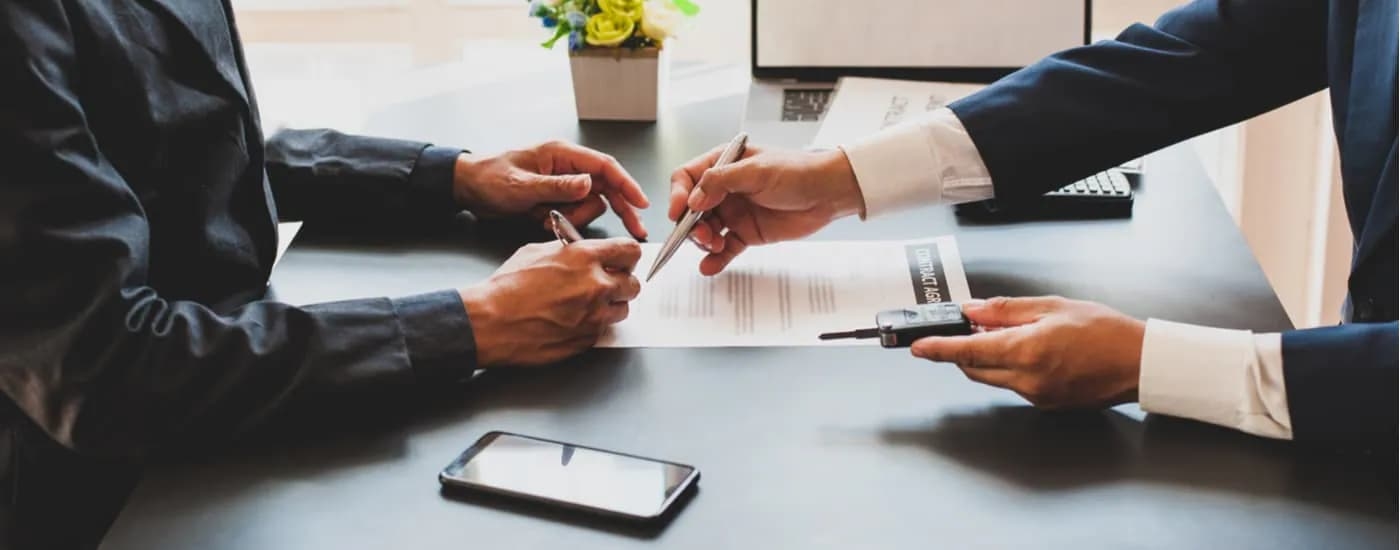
[753,0,1089,81]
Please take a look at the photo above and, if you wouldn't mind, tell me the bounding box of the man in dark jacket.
[0,1,651,547]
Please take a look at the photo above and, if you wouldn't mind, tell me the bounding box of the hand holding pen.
[647,133,749,281]
[665,139,867,277]
[458,210,641,367]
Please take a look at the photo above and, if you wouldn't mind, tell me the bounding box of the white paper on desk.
[810,77,985,148]
[597,236,971,348]
[274,222,303,269]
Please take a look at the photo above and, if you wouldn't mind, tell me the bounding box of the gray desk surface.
[102,71,1395,549]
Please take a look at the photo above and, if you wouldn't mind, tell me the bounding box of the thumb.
[527,173,593,203]
[687,162,763,212]
[963,296,1059,328]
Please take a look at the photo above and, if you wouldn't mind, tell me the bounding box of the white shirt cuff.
[838,108,994,219]
[1139,319,1292,440]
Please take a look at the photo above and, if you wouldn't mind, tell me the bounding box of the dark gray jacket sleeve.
[264,128,467,226]
[0,0,476,458]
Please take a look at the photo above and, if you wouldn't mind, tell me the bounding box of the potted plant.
[529,0,700,121]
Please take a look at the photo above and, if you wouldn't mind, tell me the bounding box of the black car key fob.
[820,302,975,348]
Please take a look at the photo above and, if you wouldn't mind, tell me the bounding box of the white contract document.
[810,78,985,148]
[597,237,971,348]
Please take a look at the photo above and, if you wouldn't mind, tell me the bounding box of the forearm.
[829,1,1330,219]
[1280,322,1399,445]
[949,0,1329,199]
[1139,320,1400,447]
[1,286,476,458]
[265,128,464,224]
[839,108,994,218]
[1139,320,1291,439]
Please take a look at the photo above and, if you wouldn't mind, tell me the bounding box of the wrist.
[452,152,486,211]
[815,148,866,219]
[1116,317,1147,403]
[390,290,480,379]
[459,284,503,367]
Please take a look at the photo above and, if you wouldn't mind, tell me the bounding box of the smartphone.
[438,431,701,522]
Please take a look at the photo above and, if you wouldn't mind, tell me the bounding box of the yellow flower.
[598,0,644,21]
[584,11,636,47]
[640,1,683,43]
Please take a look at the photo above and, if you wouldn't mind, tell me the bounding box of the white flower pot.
[568,47,667,122]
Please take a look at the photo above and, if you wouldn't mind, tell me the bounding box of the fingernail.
[963,299,986,311]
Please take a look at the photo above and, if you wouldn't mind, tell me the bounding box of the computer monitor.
[752,0,1091,82]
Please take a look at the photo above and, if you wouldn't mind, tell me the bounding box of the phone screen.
[440,433,698,519]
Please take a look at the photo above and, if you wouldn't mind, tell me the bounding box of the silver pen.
[645,132,749,282]
[549,209,584,245]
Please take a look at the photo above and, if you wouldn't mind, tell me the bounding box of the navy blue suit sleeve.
[264,129,466,225]
[950,0,1330,199]
[1282,323,1399,447]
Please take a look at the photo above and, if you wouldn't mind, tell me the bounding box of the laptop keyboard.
[781,89,834,121]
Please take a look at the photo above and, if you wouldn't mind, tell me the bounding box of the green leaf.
[541,24,570,49]
[670,0,700,16]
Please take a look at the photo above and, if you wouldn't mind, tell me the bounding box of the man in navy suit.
[669,0,1397,445]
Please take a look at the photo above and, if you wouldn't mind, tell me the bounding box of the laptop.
[743,0,1093,147]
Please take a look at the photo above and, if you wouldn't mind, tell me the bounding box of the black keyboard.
[1046,169,1132,200]
[781,89,834,121]
[955,169,1135,220]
